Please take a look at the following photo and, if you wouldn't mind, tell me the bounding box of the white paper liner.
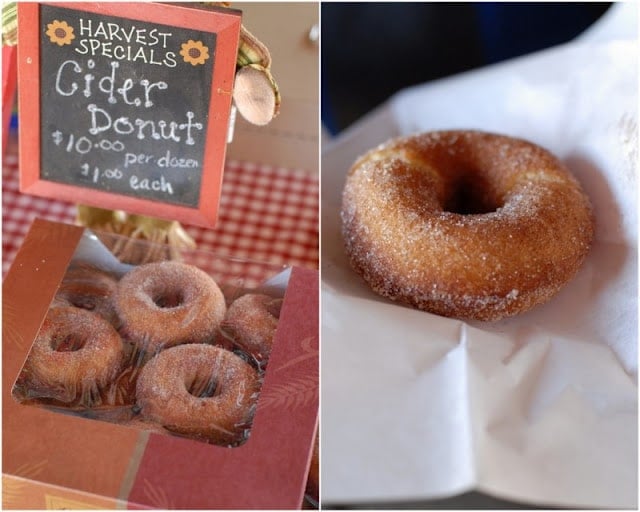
[321,11,638,508]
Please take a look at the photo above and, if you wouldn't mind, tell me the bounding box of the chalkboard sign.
[18,2,241,227]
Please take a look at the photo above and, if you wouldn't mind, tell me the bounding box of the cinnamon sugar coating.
[23,307,124,404]
[341,130,594,321]
[220,293,282,365]
[52,264,119,325]
[114,261,226,353]
[135,344,261,445]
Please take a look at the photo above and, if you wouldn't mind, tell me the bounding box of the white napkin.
[321,4,638,507]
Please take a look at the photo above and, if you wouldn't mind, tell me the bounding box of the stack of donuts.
[14,259,283,447]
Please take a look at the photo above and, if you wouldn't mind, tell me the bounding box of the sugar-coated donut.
[21,307,124,405]
[341,130,594,321]
[220,293,282,365]
[114,261,226,353]
[135,344,261,445]
[52,263,119,325]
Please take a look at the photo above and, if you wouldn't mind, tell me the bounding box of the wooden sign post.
[18,2,241,227]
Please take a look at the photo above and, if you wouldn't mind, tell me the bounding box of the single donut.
[135,344,261,445]
[51,263,119,324]
[341,130,594,321]
[19,307,124,405]
[114,261,226,353]
[219,294,282,365]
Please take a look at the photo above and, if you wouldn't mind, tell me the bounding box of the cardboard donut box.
[3,218,319,509]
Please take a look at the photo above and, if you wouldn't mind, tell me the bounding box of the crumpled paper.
[321,6,637,508]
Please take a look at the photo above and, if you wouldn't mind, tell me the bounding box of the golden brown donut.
[19,307,124,405]
[135,344,261,445]
[114,261,226,353]
[219,293,282,365]
[52,263,119,325]
[341,130,594,321]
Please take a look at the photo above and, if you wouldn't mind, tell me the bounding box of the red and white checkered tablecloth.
[2,135,318,280]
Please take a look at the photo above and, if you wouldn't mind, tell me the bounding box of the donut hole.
[152,290,185,309]
[444,174,502,215]
[70,297,97,311]
[186,374,219,398]
[50,333,87,352]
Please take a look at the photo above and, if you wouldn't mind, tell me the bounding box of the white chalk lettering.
[79,18,92,37]
[75,41,177,67]
[157,120,181,142]
[79,19,172,49]
[113,116,135,135]
[130,175,174,195]
[100,41,113,58]
[140,79,167,108]
[157,150,199,168]
[75,16,176,66]
[132,45,147,64]
[107,23,122,41]
[98,61,119,104]
[112,45,126,60]
[178,112,203,146]
[87,105,203,144]
[55,60,81,96]
[116,78,141,106]
[82,73,94,98]
[55,58,168,106]
[124,152,155,168]
[93,22,108,39]
[75,39,89,55]
[87,104,111,135]
[164,52,177,67]
[135,118,162,140]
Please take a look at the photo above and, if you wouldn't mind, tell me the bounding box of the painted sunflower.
[180,40,209,66]
[45,19,75,46]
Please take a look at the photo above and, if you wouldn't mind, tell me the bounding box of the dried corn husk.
[76,205,196,265]
[2,2,17,46]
